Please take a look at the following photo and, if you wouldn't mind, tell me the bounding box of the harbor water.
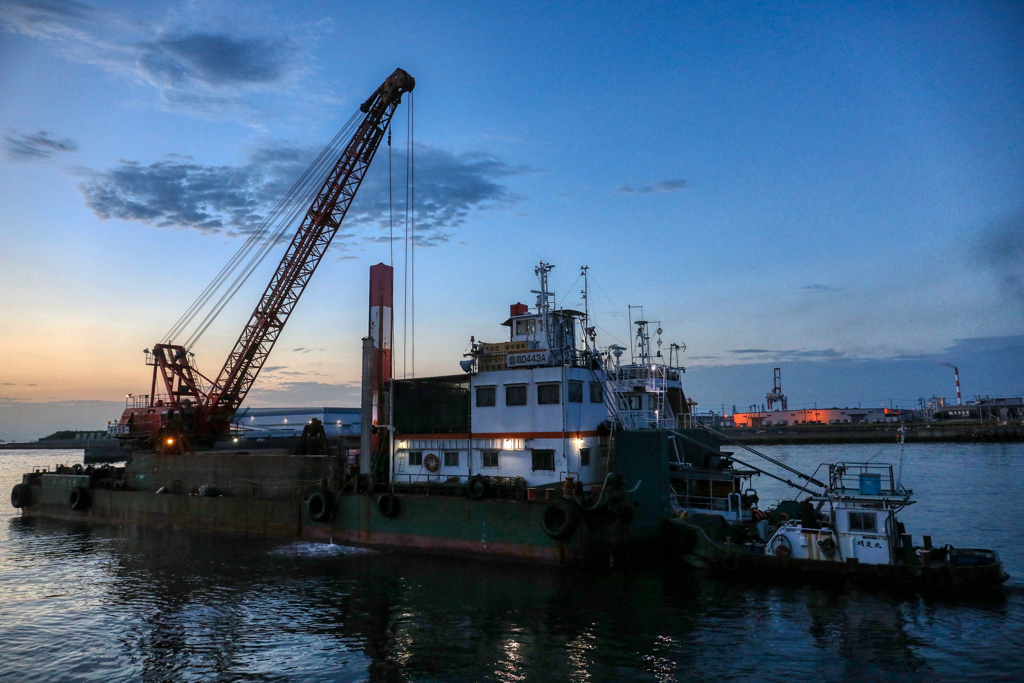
[2,443,1023,682]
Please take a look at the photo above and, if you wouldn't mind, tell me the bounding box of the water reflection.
[3,443,1024,682]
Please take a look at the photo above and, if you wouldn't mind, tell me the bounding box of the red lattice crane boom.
[115,69,415,451]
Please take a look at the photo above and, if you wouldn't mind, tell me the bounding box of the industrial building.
[732,406,920,428]
[931,397,1023,423]
[232,407,361,439]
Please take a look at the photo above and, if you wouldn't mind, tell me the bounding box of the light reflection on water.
[1,446,1023,682]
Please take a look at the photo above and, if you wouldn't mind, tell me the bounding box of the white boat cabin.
[765,463,915,566]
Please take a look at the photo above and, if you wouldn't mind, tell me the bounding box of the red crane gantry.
[115,69,415,452]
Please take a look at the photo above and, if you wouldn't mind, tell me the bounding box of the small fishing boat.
[672,447,1009,592]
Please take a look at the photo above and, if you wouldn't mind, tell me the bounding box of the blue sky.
[1,0,1022,439]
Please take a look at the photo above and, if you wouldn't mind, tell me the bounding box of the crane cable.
[161,108,364,349]
[165,111,360,345]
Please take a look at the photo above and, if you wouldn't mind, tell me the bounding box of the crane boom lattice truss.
[121,69,415,446]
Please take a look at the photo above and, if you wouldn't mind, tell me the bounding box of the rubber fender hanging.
[308,490,333,522]
[542,498,581,540]
[10,484,30,509]
[72,464,84,475]
[423,454,440,473]
[467,475,489,501]
[377,492,399,518]
[69,486,90,511]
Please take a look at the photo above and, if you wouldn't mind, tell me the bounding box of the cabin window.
[444,451,460,467]
[506,385,527,406]
[408,451,423,467]
[537,384,560,405]
[482,450,499,468]
[532,449,555,471]
[580,448,591,466]
[568,381,583,403]
[848,511,877,533]
[476,386,496,407]
[589,382,603,403]
[515,319,536,336]
[627,395,643,410]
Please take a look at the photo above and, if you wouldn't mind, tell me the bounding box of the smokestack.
[955,367,962,406]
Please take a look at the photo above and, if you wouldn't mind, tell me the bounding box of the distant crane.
[766,367,788,411]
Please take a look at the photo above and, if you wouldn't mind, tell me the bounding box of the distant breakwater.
[722,423,1024,445]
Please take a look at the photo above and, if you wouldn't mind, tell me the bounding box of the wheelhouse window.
[537,384,560,405]
[532,449,555,471]
[506,385,527,406]
[848,511,877,533]
[589,382,603,403]
[627,395,643,410]
[568,381,583,403]
[408,451,423,467]
[580,448,591,466]
[476,386,496,407]
[444,451,460,467]
[515,319,536,336]
[482,450,499,468]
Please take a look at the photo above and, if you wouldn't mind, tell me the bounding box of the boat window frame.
[580,447,591,467]
[848,511,877,533]
[531,449,556,471]
[443,450,460,467]
[481,450,499,468]
[408,451,423,467]
[476,386,496,407]
[505,384,527,406]
[568,381,583,403]
[589,382,603,403]
[537,383,560,405]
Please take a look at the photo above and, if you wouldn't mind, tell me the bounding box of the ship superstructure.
[391,263,611,488]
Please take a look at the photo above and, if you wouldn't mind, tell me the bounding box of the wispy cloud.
[617,179,687,195]
[728,348,845,361]
[2,130,78,161]
[0,0,303,117]
[801,283,840,292]
[78,142,528,246]
[973,210,1024,310]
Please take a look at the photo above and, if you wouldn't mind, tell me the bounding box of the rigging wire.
[166,113,361,345]
[409,91,415,378]
[403,98,410,379]
[161,109,363,349]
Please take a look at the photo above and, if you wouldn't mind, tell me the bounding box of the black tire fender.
[541,498,581,540]
[308,490,333,522]
[377,492,399,518]
[69,486,90,511]
[467,475,489,501]
[10,484,30,509]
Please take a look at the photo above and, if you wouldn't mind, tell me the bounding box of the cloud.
[79,142,527,245]
[0,0,299,116]
[801,283,840,292]
[727,348,846,361]
[617,179,687,195]
[973,210,1024,309]
[2,130,78,161]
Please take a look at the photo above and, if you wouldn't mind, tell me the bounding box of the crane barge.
[111,68,415,453]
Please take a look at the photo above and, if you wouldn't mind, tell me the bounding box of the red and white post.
[955,366,962,406]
